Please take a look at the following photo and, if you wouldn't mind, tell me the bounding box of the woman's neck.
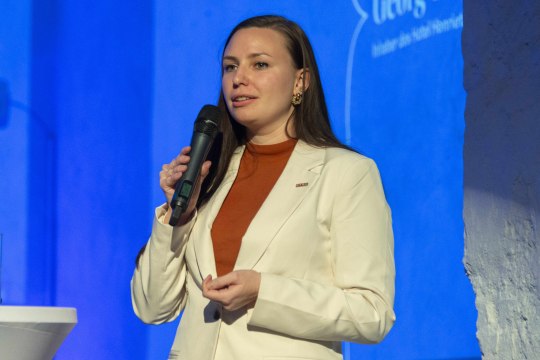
[247,120,296,145]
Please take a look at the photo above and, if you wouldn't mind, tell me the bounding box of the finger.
[160,169,171,182]
[202,275,212,291]
[174,147,192,164]
[173,155,190,167]
[170,164,188,175]
[202,275,221,300]
[200,161,212,179]
[160,167,180,181]
[203,287,226,302]
[167,172,182,186]
[204,283,233,301]
[208,273,236,291]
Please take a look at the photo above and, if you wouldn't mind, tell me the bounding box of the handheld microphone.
[169,105,221,226]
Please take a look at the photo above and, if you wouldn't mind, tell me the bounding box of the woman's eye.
[223,64,237,72]
[254,62,268,70]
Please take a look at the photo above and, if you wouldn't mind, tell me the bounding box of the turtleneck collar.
[246,138,298,156]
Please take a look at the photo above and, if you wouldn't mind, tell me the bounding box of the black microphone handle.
[169,131,214,226]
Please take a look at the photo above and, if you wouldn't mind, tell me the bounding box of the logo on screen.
[344,0,463,143]
[372,0,427,25]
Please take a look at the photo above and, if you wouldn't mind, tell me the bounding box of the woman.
[131,15,395,360]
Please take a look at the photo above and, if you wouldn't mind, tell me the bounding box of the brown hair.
[197,15,351,209]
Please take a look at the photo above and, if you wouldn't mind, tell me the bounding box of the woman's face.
[222,27,304,143]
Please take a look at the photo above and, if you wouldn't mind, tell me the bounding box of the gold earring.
[292,92,303,106]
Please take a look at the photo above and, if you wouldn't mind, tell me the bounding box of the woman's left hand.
[202,270,261,311]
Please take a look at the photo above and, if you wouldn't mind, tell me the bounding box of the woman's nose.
[233,66,249,86]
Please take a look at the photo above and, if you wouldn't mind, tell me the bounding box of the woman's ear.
[294,68,310,93]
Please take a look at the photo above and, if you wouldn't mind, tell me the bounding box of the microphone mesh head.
[195,105,221,137]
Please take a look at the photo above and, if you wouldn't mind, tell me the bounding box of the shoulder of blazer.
[295,141,375,173]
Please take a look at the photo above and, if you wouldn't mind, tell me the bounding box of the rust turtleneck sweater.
[211,138,297,276]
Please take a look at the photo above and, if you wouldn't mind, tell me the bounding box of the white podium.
[0,306,77,360]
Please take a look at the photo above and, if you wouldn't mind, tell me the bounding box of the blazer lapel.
[193,146,245,280]
[234,141,325,270]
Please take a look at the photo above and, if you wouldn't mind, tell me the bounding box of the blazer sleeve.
[130,204,196,324]
[248,159,396,344]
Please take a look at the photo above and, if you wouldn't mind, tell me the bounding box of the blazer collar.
[193,140,325,278]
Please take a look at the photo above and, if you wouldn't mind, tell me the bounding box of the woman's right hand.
[160,146,212,225]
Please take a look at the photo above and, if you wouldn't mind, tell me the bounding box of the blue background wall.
[0,0,32,306]
[0,0,479,359]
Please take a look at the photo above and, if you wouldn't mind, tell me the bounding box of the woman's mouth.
[232,96,256,107]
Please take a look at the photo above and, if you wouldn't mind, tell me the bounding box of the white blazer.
[131,140,395,360]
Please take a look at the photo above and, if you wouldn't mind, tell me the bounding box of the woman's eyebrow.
[222,52,272,62]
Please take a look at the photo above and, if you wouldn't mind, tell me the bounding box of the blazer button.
[213,309,220,320]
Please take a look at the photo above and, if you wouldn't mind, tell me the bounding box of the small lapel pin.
[295,182,308,188]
